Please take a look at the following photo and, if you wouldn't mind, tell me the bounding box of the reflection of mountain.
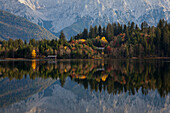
[0,78,169,113]
[0,77,55,108]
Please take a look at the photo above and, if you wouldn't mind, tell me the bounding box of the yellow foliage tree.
[101,37,108,43]
[32,49,36,58]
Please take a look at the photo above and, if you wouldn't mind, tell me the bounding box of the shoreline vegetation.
[0,19,169,59]
[0,57,170,60]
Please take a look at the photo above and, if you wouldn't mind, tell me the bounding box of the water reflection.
[0,59,169,98]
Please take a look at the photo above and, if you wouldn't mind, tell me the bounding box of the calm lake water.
[0,59,169,113]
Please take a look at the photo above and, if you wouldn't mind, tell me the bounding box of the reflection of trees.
[0,60,169,97]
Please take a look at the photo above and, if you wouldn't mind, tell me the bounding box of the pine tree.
[124,24,127,33]
[135,24,139,31]
[94,25,98,37]
[155,28,161,56]
[118,22,122,34]
[82,28,88,39]
[24,40,27,45]
[158,19,163,29]
[162,25,169,56]
[143,21,148,33]
[103,26,106,37]
[98,25,102,36]
[125,28,130,42]
[128,21,131,29]
[60,31,66,41]
[89,25,95,38]
[130,22,135,31]
[106,23,113,41]
[59,31,66,45]
[112,23,116,35]
[141,22,144,32]
[70,37,73,42]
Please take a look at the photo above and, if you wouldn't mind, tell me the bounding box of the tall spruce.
[103,26,106,37]
[98,25,102,36]
[59,31,66,45]
[106,23,113,41]
[94,25,98,37]
[82,28,88,39]
[89,25,95,38]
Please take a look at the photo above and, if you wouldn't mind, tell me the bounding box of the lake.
[0,59,169,113]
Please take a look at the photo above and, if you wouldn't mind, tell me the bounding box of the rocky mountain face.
[0,0,169,39]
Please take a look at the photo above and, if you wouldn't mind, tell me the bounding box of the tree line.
[0,19,169,58]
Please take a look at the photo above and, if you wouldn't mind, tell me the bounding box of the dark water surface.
[0,59,169,113]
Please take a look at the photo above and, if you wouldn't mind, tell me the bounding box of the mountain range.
[0,0,170,39]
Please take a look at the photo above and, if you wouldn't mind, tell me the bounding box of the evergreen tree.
[82,28,88,39]
[89,25,95,38]
[125,28,130,42]
[135,24,139,31]
[59,31,66,45]
[162,25,169,56]
[155,28,161,56]
[143,21,148,33]
[118,23,122,34]
[128,21,131,29]
[94,25,98,37]
[112,23,117,35]
[24,40,27,45]
[158,19,163,29]
[70,37,73,42]
[130,22,135,31]
[124,24,127,33]
[98,25,102,36]
[106,23,113,41]
[103,26,106,37]
[141,22,144,32]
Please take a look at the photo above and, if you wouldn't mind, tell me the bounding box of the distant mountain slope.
[0,0,169,39]
[0,10,57,41]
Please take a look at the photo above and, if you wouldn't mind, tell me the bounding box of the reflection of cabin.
[47,55,57,59]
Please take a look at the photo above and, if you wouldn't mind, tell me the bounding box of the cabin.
[47,55,57,59]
